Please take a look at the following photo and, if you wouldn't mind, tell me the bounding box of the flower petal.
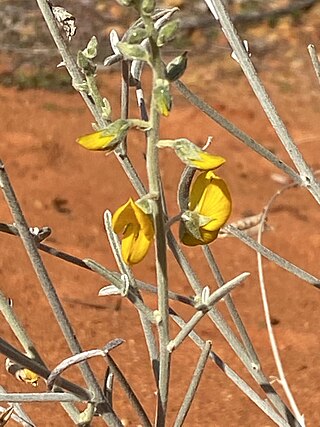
[181,171,232,247]
[180,222,219,246]
[190,151,226,170]
[112,198,154,264]
[112,199,135,234]
[121,224,152,264]
[77,130,117,151]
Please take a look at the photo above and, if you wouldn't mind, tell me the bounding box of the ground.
[0,5,319,427]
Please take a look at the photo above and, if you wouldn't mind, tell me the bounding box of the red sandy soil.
[0,13,320,427]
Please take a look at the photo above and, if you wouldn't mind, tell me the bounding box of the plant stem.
[142,14,170,426]
[202,246,260,366]
[307,44,320,85]
[106,355,152,427]
[170,311,291,427]
[167,272,249,352]
[207,0,320,204]
[0,161,121,426]
[175,80,302,185]
[225,225,320,288]
[173,341,212,427]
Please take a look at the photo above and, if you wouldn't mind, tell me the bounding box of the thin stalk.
[0,224,194,307]
[84,259,156,323]
[103,211,159,379]
[143,14,171,426]
[0,162,121,426]
[170,311,291,427]
[167,272,249,352]
[225,224,320,288]
[0,385,35,427]
[167,223,299,424]
[35,0,145,198]
[307,44,320,85]
[119,60,130,156]
[0,290,44,365]
[206,0,320,203]
[173,341,212,427]
[174,80,302,185]
[0,394,83,403]
[202,245,260,366]
[0,338,91,401]
[105,355,152,427]
[256,185,306,425]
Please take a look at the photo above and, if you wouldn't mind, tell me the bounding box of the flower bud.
[126,27,148,44]
[117,42,150,62]
[141,0,156,14]
[157,19,180,47]
[166,51,188,82]
[82,36,98,59]
[157,138,226,170]
[154,79,172,117]
[77,119,130,151]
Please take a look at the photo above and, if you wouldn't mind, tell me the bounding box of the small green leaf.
[157,19,180,47]
[126,27,148,44]
[83,36,98,59]
[117,42,150,62]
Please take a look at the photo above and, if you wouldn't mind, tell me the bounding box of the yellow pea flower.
[77,119,130,151]
[157,138,225,170]
[112,198,154,265]
[17,368,39,387]
[180,171,232,246]
[5,358,39,387]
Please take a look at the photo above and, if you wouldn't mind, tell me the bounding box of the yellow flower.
[5,358,39,387]
[17,369,39,387]
[77,119,130,151]
[157,138,225,170]
[112,198,154,265]
[180,171,232,246]
[190,150,225,170]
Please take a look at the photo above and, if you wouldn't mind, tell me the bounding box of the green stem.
[143,14,170,427]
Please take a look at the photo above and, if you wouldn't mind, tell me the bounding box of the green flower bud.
[82,36,98,59]
[157,19,180,47]
[126,27,148,44]
[154,79,172,117]
[117,42,150,62]
[141,0,156,14]
[166,51,188,82]
[157,138,226,170]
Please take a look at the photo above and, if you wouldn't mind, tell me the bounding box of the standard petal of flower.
[188,171,211,211]
[112,199,134,233]
[122,224,152,264]
[190,151,226,170]
[132,202,154,240]
[112,199,154,265]
[197,175,232,231]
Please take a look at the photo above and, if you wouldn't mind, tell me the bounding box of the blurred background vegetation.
[0,0,317,89]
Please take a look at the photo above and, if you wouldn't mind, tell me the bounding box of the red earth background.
[0,2,319,426]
